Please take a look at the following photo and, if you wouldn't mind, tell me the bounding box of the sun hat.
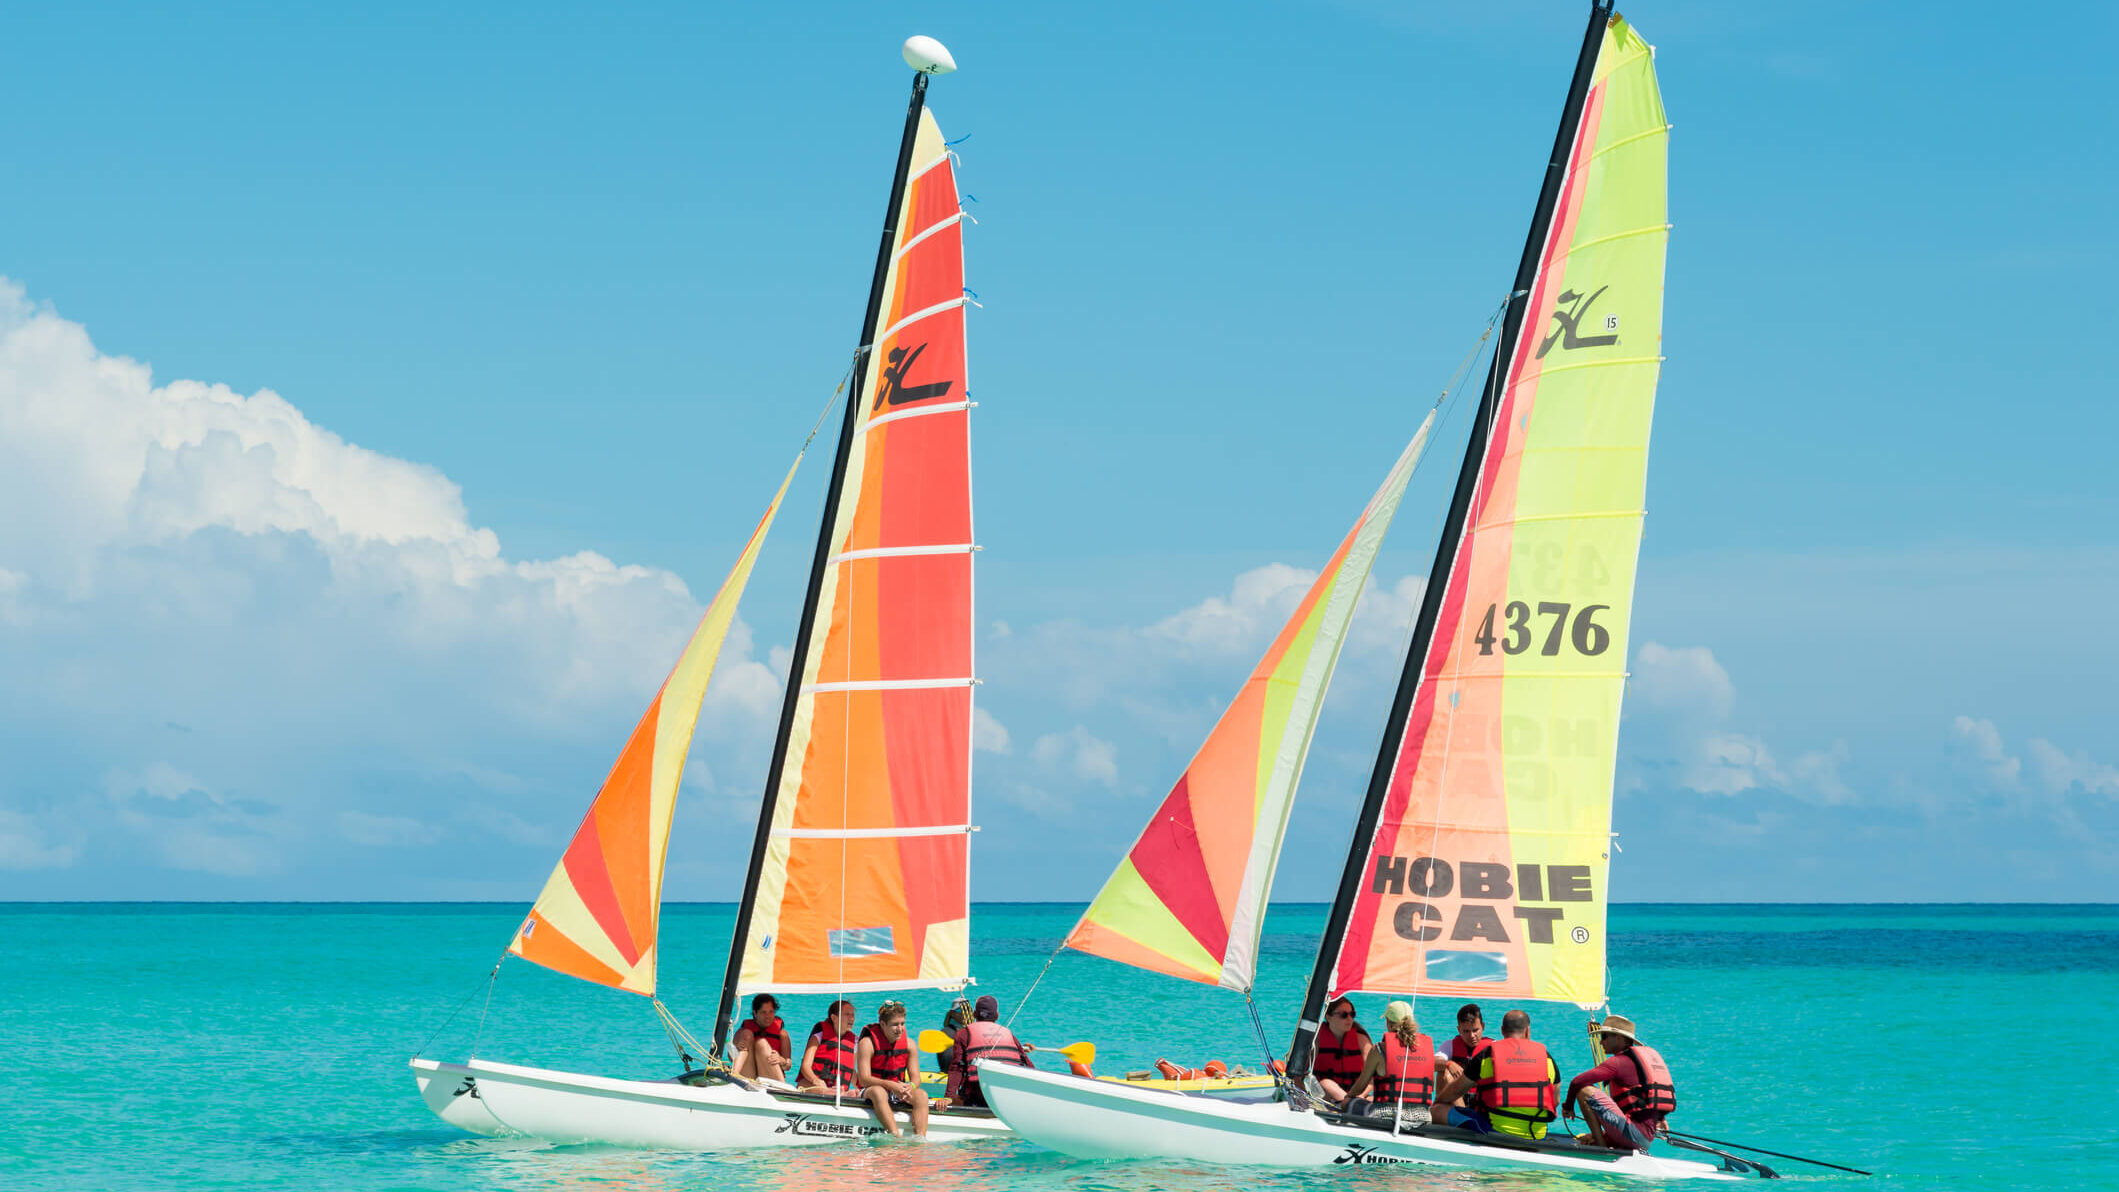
[1597,1014,1640,1043]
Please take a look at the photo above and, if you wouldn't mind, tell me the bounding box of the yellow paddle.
[916,1029,1095,1068]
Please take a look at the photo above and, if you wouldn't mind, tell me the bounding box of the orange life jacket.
[947,1020,1027,1098]
[1314,1023,1370,1084]
[1608,1044,1677,1119]
[860,1023,913,1083]
[807,1022,856,1091]
[737,1017,791,1062]
[1373,1031,1435,1106]
[1474,1038,1558,1123]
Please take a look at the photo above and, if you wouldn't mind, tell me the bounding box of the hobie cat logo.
[1333,1143,1412,1165]
[774,1113,884,1139]
[1537,285,1620,357]
[875,342,954,408]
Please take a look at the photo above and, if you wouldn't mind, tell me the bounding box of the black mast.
[712,68,935,1058]
[1286,0,1615,1081]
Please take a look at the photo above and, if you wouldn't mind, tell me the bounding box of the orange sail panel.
[1331,16,1669,1006]
[509,459,801,995]
[740,109,974,994]
[1065,414,1434,991]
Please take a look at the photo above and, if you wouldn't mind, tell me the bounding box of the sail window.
[829,927,898,958]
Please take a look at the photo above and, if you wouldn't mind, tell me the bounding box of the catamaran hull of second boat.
[411,1057,1012,1149]
[976,1059,1743,1181]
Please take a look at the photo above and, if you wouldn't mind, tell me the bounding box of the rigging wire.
[469,958,504,1060]
[413,961,503,1059]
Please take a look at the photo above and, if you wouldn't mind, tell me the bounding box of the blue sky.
[1,0,2112,902]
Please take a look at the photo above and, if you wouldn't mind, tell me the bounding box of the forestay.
[1330,16,1669,1006]
[1064,416,1433,991]
[509,462,800,995]
[739,108,976,994]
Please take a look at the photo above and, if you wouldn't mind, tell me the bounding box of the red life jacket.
[807,1022,856,1091]
[860,1023,913,1083]
[1608,1044,1677,1120]
[1314,1023,1370,1084]
[737,1017,791,1062]
[947,1020,1027,1098]
[1372,1031,1435,1106]
[1474,1038,1558,1124]
[1450,1033,1491,1063]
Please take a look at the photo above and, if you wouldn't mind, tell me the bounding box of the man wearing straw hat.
[1564,1014,1679,1152]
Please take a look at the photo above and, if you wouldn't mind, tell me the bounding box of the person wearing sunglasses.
[1311,996,1373,1103]
[855,1000,930,1138]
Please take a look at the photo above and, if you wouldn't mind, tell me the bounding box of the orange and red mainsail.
[509,460,800,996]
[1329,16,1668,1007]
[738,108,975,994]
[1064,415,1434,991]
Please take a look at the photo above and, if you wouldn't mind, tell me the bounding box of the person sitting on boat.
[1562,1014,1676,1152]
[1338,1000,1459,1125]
[933,995,974,1097]
[730,992,793,1083]
[1310,996,1373,1103]
[855,999,930,1138]
[1435,1009,1561,1141]
[1440,1002,1488,1107]
[945,994,1034,1109]
[799,999,860,1094]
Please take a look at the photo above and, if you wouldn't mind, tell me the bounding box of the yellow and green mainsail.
[507,458,800,995]
[1331,15,1669,1007]
[1065,415,1434,991]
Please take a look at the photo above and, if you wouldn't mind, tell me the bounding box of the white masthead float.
[409,35,1011,1149]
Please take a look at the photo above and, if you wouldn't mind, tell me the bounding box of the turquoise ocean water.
[5,903,2114,1190]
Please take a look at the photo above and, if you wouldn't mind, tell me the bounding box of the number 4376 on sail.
[1472,601,1611,656]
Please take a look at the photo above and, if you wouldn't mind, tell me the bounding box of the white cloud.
[1625,642,1850,802]
[1948,716,2022,791]
[0,278,784,888]
[1032,726,1119,787]
[1946,716,2118,840]
[2024,738,2119,797]
[1149,563,1315,653]
[973,706,1011,755]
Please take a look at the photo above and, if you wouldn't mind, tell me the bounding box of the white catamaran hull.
[411,1058,1013,1149]
[977,1061,1745,1181]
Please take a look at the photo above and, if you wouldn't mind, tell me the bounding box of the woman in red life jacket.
[1435,1009,1560,1140]
[731,992,794,1083]
[799,999,859,1093]
[1338,1001,1460,1124]
[1311,996,1373,1103]
[946,994,1033,1109]
[854,1000,929,1137]
[1563,1013,1677,1152]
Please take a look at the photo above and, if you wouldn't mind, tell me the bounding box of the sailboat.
[978,5,1764,1179]
[410,35,1017,1149]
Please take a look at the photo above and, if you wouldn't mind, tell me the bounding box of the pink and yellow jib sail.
[737,106,975,994]
[1329,14,1669,1007]
[1064,415,1434,991]
[509,461,800,995]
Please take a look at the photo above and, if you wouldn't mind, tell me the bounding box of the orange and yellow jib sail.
[739,108,974,994]
[1332,16,1668,1006]
[510,461,800,995]
[1065,415,1434,991]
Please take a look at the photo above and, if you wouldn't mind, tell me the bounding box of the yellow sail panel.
[1064,416,1431,991]
[742,109,974,993]
[510,459,801,995]
[1333,15,1668,1006]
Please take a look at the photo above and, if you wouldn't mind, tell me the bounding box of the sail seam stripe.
[773,824,973,839]
[865,400,969,432]
[1551,223,1671,256]
[875,297,968,344]
[1587,123,1671,164]
[802,678,976,692]
[896,213,965,260]
[908,151,953,185]
[1475,509,1642,529]
[829,544,974,563]
[1515,355,1663,378]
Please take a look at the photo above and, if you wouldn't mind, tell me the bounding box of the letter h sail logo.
[874,341,954,408]
[1536,285,1619,358]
